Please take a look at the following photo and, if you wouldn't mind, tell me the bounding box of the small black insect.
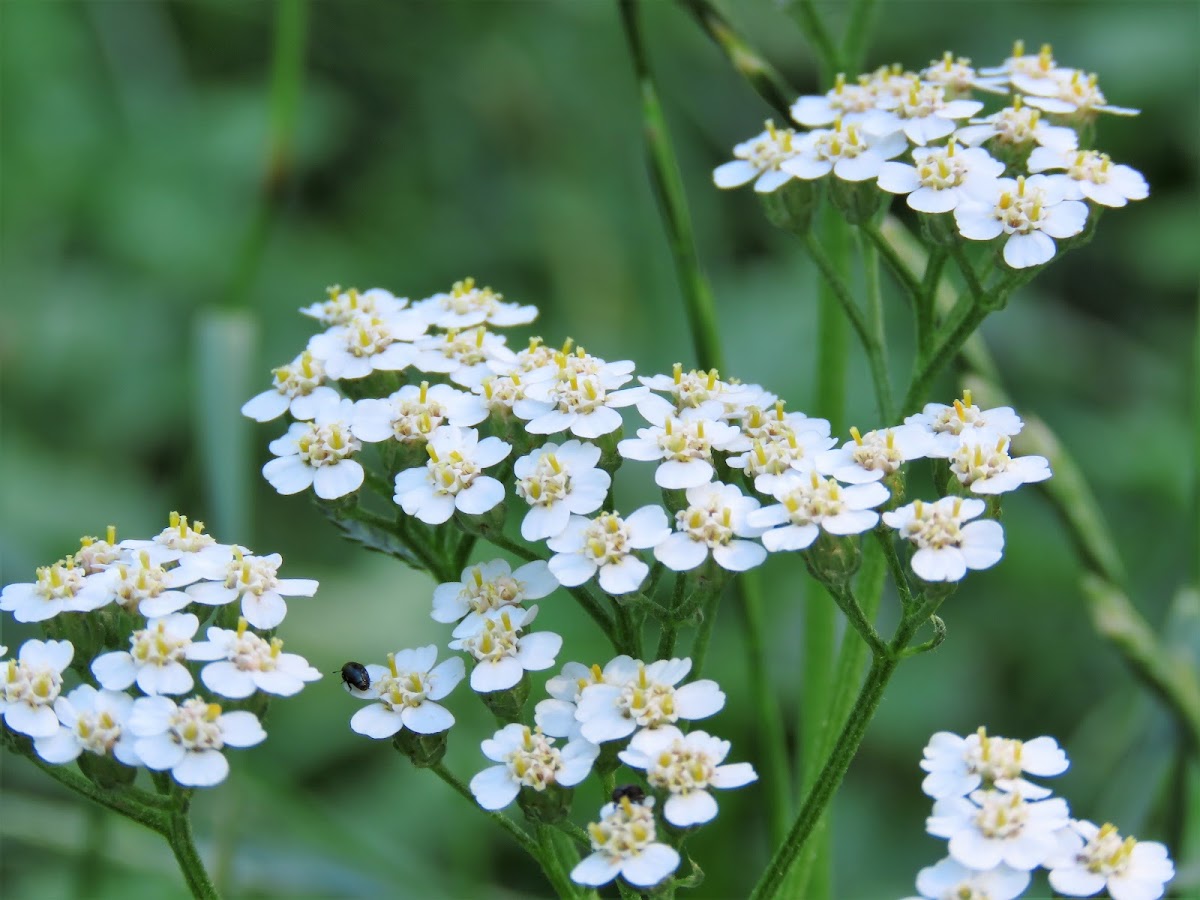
[340,661,371,692]
[611,784,646,805]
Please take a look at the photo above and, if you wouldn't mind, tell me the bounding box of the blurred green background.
[2,1,1197,897]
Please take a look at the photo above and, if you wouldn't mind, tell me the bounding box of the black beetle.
[611,784,646,805]
[340,661,371,692]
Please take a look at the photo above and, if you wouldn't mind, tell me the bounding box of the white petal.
[401,701,455,734]
[570,853,622,887]
[621,843,680,887]
[548,553,597,587]
[1003,231,1056,269]
[712,159,759,189]
[350,704,405,739]
[664,790,719,827]
[262,456,315,494]
[455,477,505,515]
[313,461,364,499]
[713,540,767,571]
[220,711,267,747]
[172,749,230,787]
[597,555,649,595]
[470,765,520,810]
[5,704,60,738]
[654,533,708,571]
[135,733,187,770]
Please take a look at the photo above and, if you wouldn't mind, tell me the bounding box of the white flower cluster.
[909,727,1174,900]
[0,514,321,786]
[715,42,1147,269]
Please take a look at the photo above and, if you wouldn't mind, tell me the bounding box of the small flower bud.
[393,728,448,768]
[517,783,574,824]
[759,179,819,234]
[479,671,531,724]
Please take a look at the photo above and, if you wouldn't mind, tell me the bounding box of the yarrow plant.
[7,15,1180,900]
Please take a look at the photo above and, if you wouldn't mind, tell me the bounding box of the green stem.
[554,818,594,851]
[874,529,916,610]
[738,569,792,843]
[536,823,583,899]
[858,228,893,421]
[19,751,170,827]
[165,812,219,900]
[860,220,922,305]
[826,584,886,657]
[916,249,947,357]
[656,575,686,658]
[618,0,724,372]
[839,0,880,73]
[689,582,724,677]
[901,298,991,415]
[785,0,841,81]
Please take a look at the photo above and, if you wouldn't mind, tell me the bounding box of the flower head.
[654,482,767,573]
[955,96,1079,152]
[1020,69,1140,118]
[571,795,681,888]
[619,401,742,490]
[104,549,203,618]
[469,723,598,811]
[955,174,1089,269]
[883,497,1004,582]
[547,507,670,595]
[393,426,512,525]
[921,727,1069,800]
[352,381,487,445]
[1048,820,1174,900]
[908,857,1031,900]
[33,685,141,767]
[187,618,322,699]
[0,558,111,623]
[513,440,611,541]
[927,789,1070,871]
[713,120,802,193]
[347,645,465,738]
[241,350,340,423]
[120,512,227,567]
[300,286,408,326]
[781,117,908,182]
[791,72,881,127]
[407,326,517,388]
[516,365,646,439]
[935,433,1052,495]
[905,391,1024,455]
[574,656,724,744]
[449,606,562,693]
[187,549,318,630]
[815,424,932,484]
[862,77,984,145]
[0,639,74,738]
[877,140,1005,214]
[91,613,200,696]
[306,308,426,380]
[1028,147,1149,208]
[130,695,266,787]
[413,277,537,329]
[748,471,888,552]
[431,559,558,629]
[263,397,365,500]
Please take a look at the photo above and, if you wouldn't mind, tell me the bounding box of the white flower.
[920,727,1069,800]
[0,639,74,738]
[412,277,537,329]
[449,606,562,693]
[92,613,200,696]
[536,658,632,742]
[513,440,611,540]
[571,795,680,888]
[471,372,535,417]
[1048,820,1174,900]
[1019,70,1140,118]
[263,396,364,500]
[726,429,833,483]
[747,471,888,552]
[1027,147,1149,208]
[574,656,724,744]
[980,41,1064,93]
[119,512,228,567]
[130,695,266,787]
[306,309,426,380]
[352,381,487,445]
[300,286,408,326]
[737,402,830,442]
[654,482,766,573]
[638,364,768,420]
[713,121,802,193]
[348,646,464,738]
[619,401,742,489]
[33,685,141,767]
[241,351,341,423]
[0,559,111,623]
[935,433,1052,495]
[187,549,318,629]
[815,424,932,484]
[781,118,907,182]
[905,391,1024,455]
[516,368,646,439]
[618,725,757,827]
[187,618,322,699]
[877,140,1005,214]
[862,77,984,145]
[955,174,1089,268]
[431,559,558,629]
[407,326,517,388]
[883,497,1004,582]
[469,723,598,811]
[105,549,204,617]
[790,72,881,127]
[393,426,512,525]
[919,52,1009,97]
[908,857,1031,900]
[73,528,124,574]
[955,97,1079,152]
[929,788,1070,871]
[547,508,670,595]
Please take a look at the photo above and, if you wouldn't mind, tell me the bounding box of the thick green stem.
[536,823,584,899]
[840,0,880,74]
[861,220,921,305]
[656,575,686,658]
[916,249,948,357]
[784,0,841,81]
[689,584,724,677]
[165,812,219,900]
[858,229,893,421]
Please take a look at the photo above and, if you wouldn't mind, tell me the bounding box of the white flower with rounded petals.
[919,52,1009,97]
[514,440,611,541]
[413,277,537,329]
[73,527,125,574]
[348,646,464,738]
[92,613,200,696]
[0,559,111,623]
[1048,820,1174,900]
[619,401,742,490]
[862,77,984,145]
[927,788,1070,871]
[905,391,1024,455]
[955,97,1079,152]
[471,372,535,418]
[548,508,670,595]
[1020,70,1140,118]
[748,471,888,552]
[407,326,517,388]
[537,659,626,742]
[263,396,364,500]
[737,402,830,443]
[0,639,74,738]
[638,364,766,421]
[306,309,426,380]
[450,607,562,693]
[936,433,1052,495]
[655,482,767,573]
[574,656,724,744]
[105,549,204,618]
[955,174,1089,269]
[130,695,265,787]
[393,426,512,525]
[816,424,932,484]
[781,118,908,182]
[883,497,1004,583]
[516,368,647,439]
[352,380,487,446]
[571,795,680,888]
[618,725,757,827]
[980,41,1064,92]
[33,685,141,767]
[470,723,598,811]
[1028,147,1149,208]
[791,72,881,127]
[909,857,1031,900]
[120,512,227,567]
[921,727,1069,801]
[877,140,1005,214]
[241,350,341,423]
[726,430,831,483]
[713,120,802,193]
[432,559,558,629]
[187,618,321,699]
[300,286,408,326]
[187,549,318,629]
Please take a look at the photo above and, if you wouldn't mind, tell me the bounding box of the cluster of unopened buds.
[715,41,1147,268]
[908,727,1175,899]
[0,513,320,787]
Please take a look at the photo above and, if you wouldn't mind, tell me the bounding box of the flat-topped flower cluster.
[715,41,1147,268]
[0,513,321,787]
[908,727,1174,899]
